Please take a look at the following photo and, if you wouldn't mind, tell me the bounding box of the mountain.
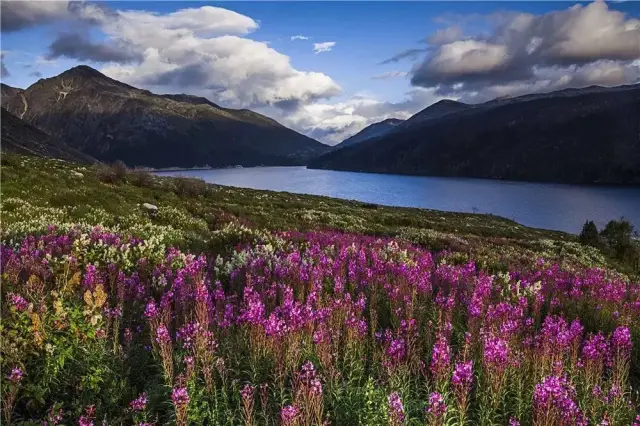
[337,118,404,148]
[309,83,640,185]
[1,107,96,164]
[398,99,470,129]
[4,65,329,168]
[1,83,21,107]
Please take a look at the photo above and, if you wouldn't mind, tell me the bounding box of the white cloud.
[423,40,509,76]
[273,87,444,144]
[426,26,464,45]
[290,35,309,41]
[371,71,408,80]
[411,1,640,98]
[64,3,341,109]
[313,41,336,54]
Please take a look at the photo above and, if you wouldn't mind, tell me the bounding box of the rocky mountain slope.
[310,84,640,185]
[1,83,21,107]
[4,66,329,167]
[336,118,404,148]
[1,107,96,164]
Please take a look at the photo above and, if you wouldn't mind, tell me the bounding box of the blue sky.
[2,1,639,143]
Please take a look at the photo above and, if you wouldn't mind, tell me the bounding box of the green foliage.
[0,152,637,279]
[579,220,600,247]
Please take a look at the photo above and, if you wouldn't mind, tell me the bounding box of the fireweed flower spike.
[280,405,300,426]
[129,392,147,412]
[388,392,405,426]
[426,392,446,425]
[171,385,189,426]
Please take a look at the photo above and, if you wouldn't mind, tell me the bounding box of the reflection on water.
[155,167,640,234]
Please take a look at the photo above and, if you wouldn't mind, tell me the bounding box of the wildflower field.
[1,154,639,425]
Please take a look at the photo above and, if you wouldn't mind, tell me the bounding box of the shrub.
[93,161,129,184]
[128,169,156,188]
[173,177,209,198]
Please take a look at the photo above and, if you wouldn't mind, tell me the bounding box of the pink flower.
[8,367,23,384]
[533,375,586,426]
[78,416,94,426]
[451,360,473,394]
[7,293,29,311]
[129,392,147,412]
[144,300,158,318]
[171,387,189,407]
[611,326,632,358]
[426,392,446,418]
[155,325,171,345]
[430,335,451,379]
[387,392,405,424]
[280,405,299,425]
[240,383,254,401]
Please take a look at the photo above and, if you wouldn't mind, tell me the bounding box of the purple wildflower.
[533,375,586,426]
[387,392,405,424]
[7,293,29,311]
[155,325,171,345]
[426,392,446,418]
[430,335,451,379]
[144,300,158,318]
[611,326,632,358]
[240,383,254,401]
[280,405,299,425]
[78,416,94,426]
[8,367,23,384]
[129,392,147,412]
[171,386,189,407]
[451,360,473,393]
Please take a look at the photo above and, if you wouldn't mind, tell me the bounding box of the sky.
[1,1,639,144]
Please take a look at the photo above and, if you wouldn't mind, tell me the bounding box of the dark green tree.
[579,220,600,247]
[600,218,635,257]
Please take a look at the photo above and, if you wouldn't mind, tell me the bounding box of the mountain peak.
[336,117,405,148]
[61,65,107,79]
[3,64,328,168]
[402,98,470,128]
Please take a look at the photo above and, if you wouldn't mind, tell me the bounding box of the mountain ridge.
[336,118,404,148]
[1,107,97,164]
[4,65,329,168]
[310,83,640,185]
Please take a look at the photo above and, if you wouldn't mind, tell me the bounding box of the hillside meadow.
[1,153,638,425]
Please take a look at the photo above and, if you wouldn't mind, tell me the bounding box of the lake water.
[156,167,640,234]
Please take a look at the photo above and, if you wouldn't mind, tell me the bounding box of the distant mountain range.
[1,107,96,164]
[336,118,404,148]
[310,83,640,185]
[2,65,329,168]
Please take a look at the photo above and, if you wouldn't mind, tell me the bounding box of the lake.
[155,167,640,234]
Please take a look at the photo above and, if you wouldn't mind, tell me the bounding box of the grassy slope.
[1,152,618,275]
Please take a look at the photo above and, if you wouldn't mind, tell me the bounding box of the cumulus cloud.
[313,42,336,54]
[29,3,341,110]
[46,32,143,64]
[290,35,309,41]
[273,87,444,144]
[371,71,408,80]
[426,26,464,45]
[30,71,43,78]
[1,1,72,32]
[410,1,640,97]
